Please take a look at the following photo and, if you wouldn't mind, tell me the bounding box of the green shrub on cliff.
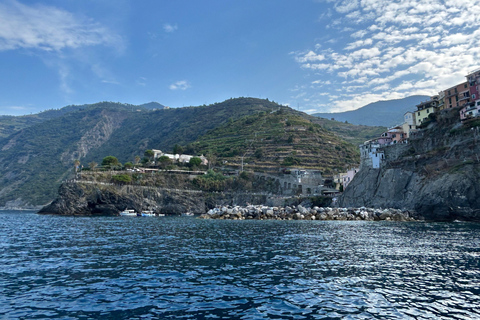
[112,174,132,184]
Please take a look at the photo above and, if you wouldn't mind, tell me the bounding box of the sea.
[1,210,479,320]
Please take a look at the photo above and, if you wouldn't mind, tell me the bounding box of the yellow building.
[415,97,439,126]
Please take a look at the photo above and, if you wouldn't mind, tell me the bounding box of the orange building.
[443,82,470,109]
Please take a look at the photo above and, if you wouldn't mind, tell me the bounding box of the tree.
[134,156,141,165]
[124,162,133,169]
[144,149,154,159]
[173,144,184,155]
[89,161,98,171]
[206,152,216,170]
[102,156,120,168]
[189,156,202,168]
[157,155,172,169]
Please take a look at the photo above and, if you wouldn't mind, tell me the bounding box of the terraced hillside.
[192,109,360,174]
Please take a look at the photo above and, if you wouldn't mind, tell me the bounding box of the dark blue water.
[1,211,479,319]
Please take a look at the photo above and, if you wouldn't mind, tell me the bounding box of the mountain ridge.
[313,95,430,127]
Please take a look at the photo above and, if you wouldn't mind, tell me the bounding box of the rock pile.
[198,205,419,221]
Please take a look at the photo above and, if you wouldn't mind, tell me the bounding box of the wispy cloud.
[163,23,178,33]
[169,80,190,91]
[0,0,121,52]
[136,77,147,87]
[293,0,480,113]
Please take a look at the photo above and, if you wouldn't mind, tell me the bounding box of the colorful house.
[342,167,359,190]
[460,103,480,121]
[415,97,439,126]
[359,140,384,169]
[466,68,480,106]
[402,111,416,137]
[443,82,470,109]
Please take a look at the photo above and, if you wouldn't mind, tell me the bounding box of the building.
[333,172,346,190]
[443,82,470,109]
[460,103,480,121]
[402,111,416,137]
[360,140,384,169]
[467,68,480,107]
[152,149,208,165]
[342,167,359,190]
[415,96,439,126]
[437,90,446,110]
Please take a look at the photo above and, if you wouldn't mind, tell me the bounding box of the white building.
[359,140,384,169]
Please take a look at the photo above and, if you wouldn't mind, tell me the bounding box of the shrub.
[112,174,132,184]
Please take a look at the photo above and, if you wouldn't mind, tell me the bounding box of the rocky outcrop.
[339,109,480,221]
[199,205,419,221]
[38,181,270,216]
[38,182,207,216]
[339,165,480,221]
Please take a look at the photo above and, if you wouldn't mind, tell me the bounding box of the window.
[465,83,468,88]
[418,112,420,116]
[427,109,430,113]
[473,94,476,99]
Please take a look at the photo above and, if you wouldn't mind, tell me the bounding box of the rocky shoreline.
[199,205,420,221]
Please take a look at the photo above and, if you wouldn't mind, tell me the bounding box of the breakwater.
[199,205,420,221]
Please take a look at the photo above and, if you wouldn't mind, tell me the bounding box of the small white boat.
[141,211,155,217]
[120,209,137,216]
[181,212,194,216]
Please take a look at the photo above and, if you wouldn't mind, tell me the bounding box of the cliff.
[340,108,480,221]
[37,181,268,216]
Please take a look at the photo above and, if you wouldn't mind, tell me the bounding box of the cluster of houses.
[152,149,208,166]
[334,68,480,191]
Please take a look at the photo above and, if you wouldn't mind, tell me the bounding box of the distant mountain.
[313,95,430,127]
[0,102,166,138]
[138,102,166,110]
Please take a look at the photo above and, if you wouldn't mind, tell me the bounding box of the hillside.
[0,102,150,139]
[313,95,430,127]
[0,97,377,208]
[192,110,360,173]
[309,117,386,147]
[0,98,301,207]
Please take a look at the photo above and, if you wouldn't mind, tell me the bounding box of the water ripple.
[0,212,479,319]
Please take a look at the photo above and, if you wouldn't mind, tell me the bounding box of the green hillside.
[311,117,387,146]
[0,97,372,207]
[192,109,360,173]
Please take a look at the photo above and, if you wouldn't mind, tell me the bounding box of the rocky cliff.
[37,181,268,216]
[340,108,480,221]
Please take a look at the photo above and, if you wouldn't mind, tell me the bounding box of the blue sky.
[1,0,479,116]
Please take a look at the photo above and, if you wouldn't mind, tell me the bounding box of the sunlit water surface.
[1,211,479,319]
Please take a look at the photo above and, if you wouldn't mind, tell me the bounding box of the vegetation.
[102,156,121,168]
[0,97,372,206]
[112,174,132,184]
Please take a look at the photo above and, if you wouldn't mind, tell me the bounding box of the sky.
[1,0,480,116]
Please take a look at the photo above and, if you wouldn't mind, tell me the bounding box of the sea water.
[0,210,479,319]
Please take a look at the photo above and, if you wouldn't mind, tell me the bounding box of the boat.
[119,209,137,216]
[181,212,194,216]
[141,211,155,217]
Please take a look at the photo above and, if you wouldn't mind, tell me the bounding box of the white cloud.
[0,0,121,52]
[169,80,190,91]
[163,23,178,33]
[295,50,325,63]
[292,0,480,112]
